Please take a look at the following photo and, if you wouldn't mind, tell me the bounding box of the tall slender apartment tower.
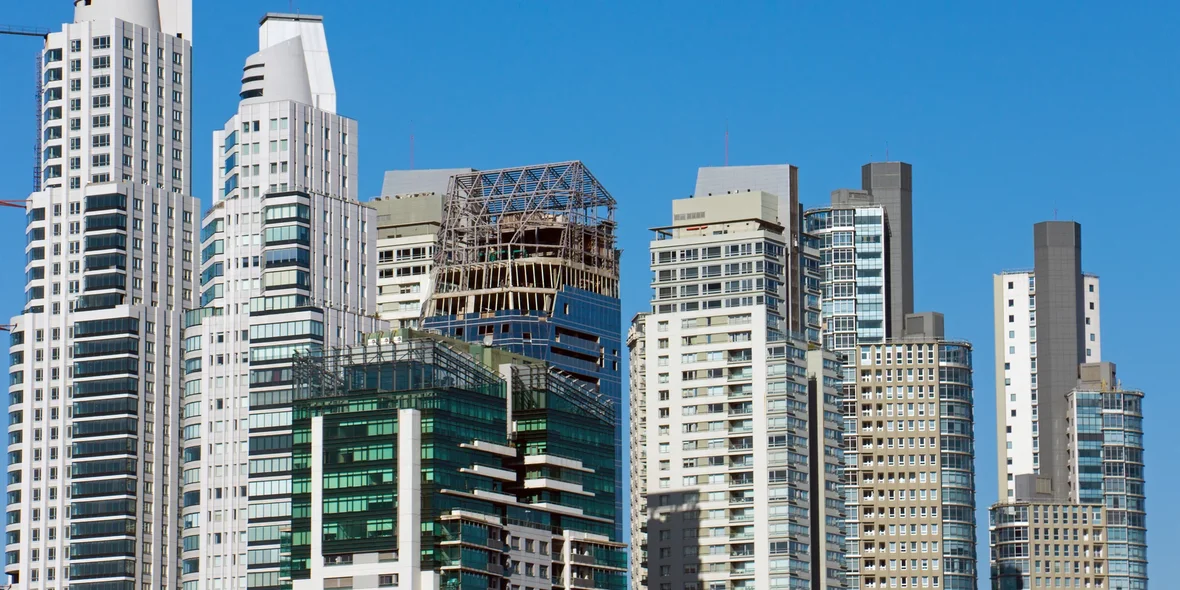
[804,195,888,357]
[423,161,624,537]
[626,313,649,590]
[806,162,915,361]
[637,170,845,590]
[181,14,379,590]
[994,222,1100,500]
[6,2,196,589]
[860,162,913,335]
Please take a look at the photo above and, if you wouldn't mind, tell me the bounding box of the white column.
[398,408,424,587]
[310,414,325,588]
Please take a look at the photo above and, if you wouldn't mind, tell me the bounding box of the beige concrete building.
[844,313,977,590]
[990,476,1108,590]
[370,169,472,327]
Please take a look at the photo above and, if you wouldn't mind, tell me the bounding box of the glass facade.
[1070,388,1147,590]
[939,344,977,589]
[284,333,625,590]
[804,205,888,366]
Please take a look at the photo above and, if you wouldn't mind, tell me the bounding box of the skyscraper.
[1066,363,1147,590]
[693,164,818,341]
[991,362,1147,590]
[627,313,649,590]
[990,487,1109,590]
[181,14,380,590]
[804,196,888,356]
[5,2,196,588]
[806,162,915,360]
[635,175,844,590]
[371,169,472,328]
[284,330,626,590]
[859,162,913,335]
[422,161,624,536]
[989,221,1147,589]
[841,313,978,590]
[993,222,1100,500]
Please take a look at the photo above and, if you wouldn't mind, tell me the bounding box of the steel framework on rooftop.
[428,161,619,318]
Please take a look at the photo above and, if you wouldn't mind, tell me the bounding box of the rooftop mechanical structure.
[428,161,620,318]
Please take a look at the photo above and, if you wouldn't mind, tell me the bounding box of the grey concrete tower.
[1032,221,1086,494]
[861,162,914,335]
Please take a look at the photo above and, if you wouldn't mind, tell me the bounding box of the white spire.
[73,0,192,39]
[239,13,336,112]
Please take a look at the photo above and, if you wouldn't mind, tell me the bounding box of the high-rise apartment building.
[371,169,472,328]
[181,14,379,590]
[989,221,1147,589]
[692,165,819,342]
[1066,363,1147,589]
[991,487,1109,590]
[991,362,1147,590]
[284,330,626,590]
[6,2,197,589]
[627,313,649,590]
[636,179,844,590]
[841,313,978,590]
[994,222,1100,500]
[804,197,888,357]
[806,162,915,361]
[422,161,624,536]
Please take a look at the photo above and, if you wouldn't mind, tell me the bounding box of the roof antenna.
[409,122,415,170]
[724,121,729,167]
[885,141,890,162]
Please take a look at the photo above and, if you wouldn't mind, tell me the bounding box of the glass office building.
[283,330,625,590]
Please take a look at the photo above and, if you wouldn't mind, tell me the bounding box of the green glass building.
[282,331,625,590]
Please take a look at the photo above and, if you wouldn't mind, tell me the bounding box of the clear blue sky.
[2,1,1177,582]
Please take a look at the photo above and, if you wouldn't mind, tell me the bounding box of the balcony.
[730,492,754,504]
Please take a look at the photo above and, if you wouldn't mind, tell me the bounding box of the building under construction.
[428,161,619,318]
[422,160,625,538]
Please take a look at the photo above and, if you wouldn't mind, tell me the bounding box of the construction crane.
[1,24,51,193]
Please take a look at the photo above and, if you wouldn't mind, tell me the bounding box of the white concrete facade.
[994,271,1100,499]
[6,2,197,589]
[639,187,843,590]
[626,314,648,590]
[180,14,380,590]
[7,185,197,590]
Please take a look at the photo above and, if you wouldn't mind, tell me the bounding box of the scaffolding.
[428,161,619,318]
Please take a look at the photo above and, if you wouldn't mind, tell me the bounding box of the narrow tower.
[180,13,380,590]
[7,1,197,588]
[994,221,1100,499]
